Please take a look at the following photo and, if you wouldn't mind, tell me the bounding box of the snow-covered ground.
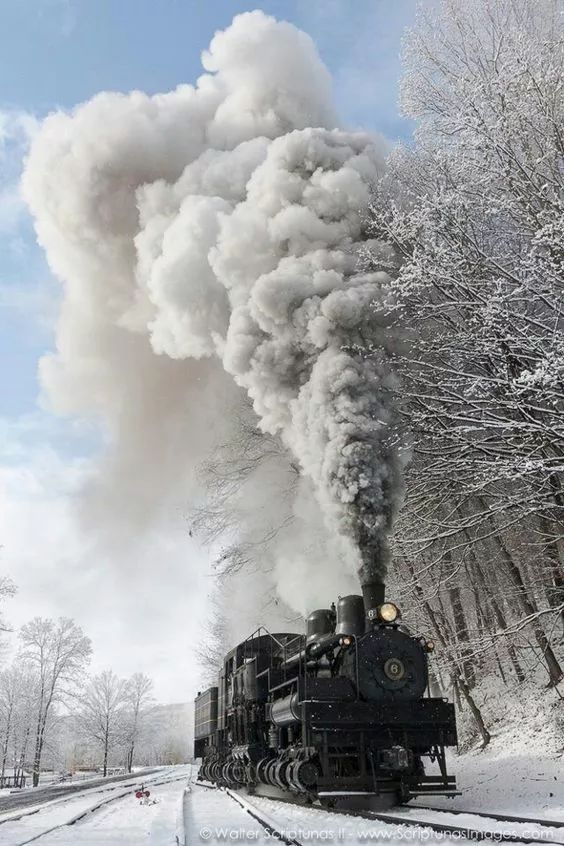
[184,785,271,844]
[34,776,187,845]
[419,685,564,820]
[185,784,461,846]
[2,738,563,845]
[0,766,191,845]
[186,783,564,846]
[416,745,563,821]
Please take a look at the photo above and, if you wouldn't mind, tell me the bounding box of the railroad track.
[225,788,303,846]
[0,767,162,815]
[218,786,564,846]
[10,771,191,845]
[0,774,160,827]
[360,806,564,844]
[412,804,564,830]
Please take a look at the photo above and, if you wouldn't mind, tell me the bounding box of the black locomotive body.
[194,581,457,806]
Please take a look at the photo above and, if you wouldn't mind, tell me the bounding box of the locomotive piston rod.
[281,632,341,668]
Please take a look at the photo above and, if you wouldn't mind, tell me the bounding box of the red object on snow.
[135,790,143,799]
[144,790,150,797]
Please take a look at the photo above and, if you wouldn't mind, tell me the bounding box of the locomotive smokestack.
[361,580,385,618]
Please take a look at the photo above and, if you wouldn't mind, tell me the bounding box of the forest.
[0,598,190,787]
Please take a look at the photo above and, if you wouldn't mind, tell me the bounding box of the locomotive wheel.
[287,761,302,792]
[264,759,278,786]
[256,758,270,785]
[226,762,239,786]
[233,762,246,784]
[273,759,290,789]
[291,760,319,792]
[246,762,255,786]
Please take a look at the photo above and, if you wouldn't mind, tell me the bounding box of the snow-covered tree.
[19,617,92,785]
[76,670,128,777]
[362,0,564,745]
[0,664,34,787]
[123,672,154,773]
[0,577,16,662]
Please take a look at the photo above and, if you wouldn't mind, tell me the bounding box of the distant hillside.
[136,701,193,765]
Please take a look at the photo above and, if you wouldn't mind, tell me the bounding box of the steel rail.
[223,786,564,846]
[411,804,564,830]
[13,772,190,845]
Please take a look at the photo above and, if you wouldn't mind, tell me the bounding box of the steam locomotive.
[194,580,457,807]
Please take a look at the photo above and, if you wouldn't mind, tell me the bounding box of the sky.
[0,0,417,704]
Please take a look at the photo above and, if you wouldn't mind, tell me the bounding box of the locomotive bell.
[335,595,365,637]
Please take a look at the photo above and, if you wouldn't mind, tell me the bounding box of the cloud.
[0,103,214,704]
[0,8,415,704]
[0,411,212,703]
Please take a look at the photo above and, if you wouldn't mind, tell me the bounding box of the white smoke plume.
[23,11,401,609]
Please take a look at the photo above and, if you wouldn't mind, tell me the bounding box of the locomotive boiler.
[193,580,457,807]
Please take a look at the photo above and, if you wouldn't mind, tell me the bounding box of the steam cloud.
[23,11,401,603]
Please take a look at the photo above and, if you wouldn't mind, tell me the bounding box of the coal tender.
[194,580,457,808]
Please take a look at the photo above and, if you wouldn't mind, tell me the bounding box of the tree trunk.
[475,596,507,683]
[456,677,491,748]
[0,703,12,789]
[538,514,564,624]
[32,714,44,788]
[477,498,563,685]
[103,724,109,777]
[16,726,30,788]
[400,551,493,743]
[468,550,526,683]
[548,472,564,575]
[449,583,476,687]
[491,528,563,684]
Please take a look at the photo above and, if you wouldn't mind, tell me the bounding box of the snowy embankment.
[423,677,564,820]
[420,741,564,820]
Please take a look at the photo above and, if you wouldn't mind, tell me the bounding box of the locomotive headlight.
[378,602,400,623]
[419,635,435,652]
